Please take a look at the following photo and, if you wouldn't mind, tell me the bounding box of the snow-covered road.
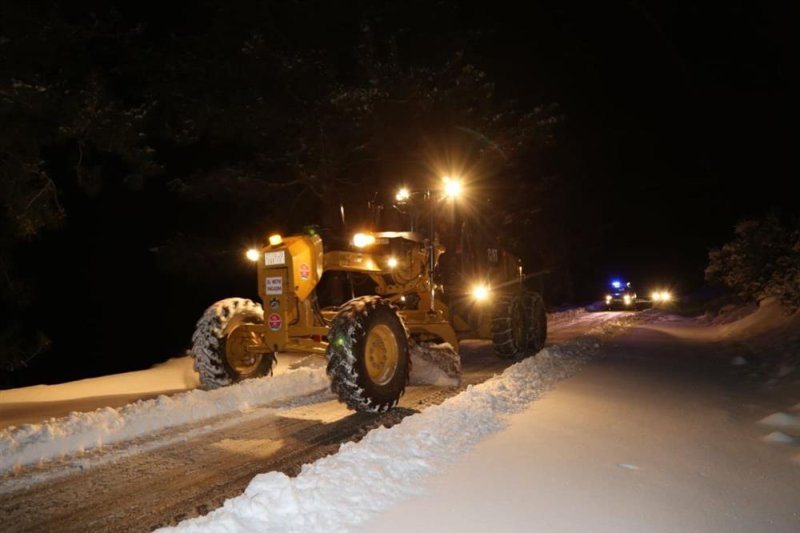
[0,308,628,431]
[358,324,800,532]
[161,302,800,533]
[0,308,629,531]
[2,303,797,532]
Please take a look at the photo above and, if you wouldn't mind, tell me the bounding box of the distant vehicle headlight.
[623,294,632,304]
[652,290,672,302]
[605,294,612,302]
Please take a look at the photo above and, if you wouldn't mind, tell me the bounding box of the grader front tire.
[326,296,410,412]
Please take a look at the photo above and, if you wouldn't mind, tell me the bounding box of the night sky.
[1,0,794,386]
[476,1,794,295]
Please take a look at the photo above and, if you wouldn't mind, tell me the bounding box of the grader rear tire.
[191,298,275,389]
[491,293,530,359]
[326,296,410,412]
[526,292,547,353]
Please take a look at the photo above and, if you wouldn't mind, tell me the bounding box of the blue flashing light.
[611,280,622,289]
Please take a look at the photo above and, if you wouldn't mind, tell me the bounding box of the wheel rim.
[365,324,399,385]
[226,327,263,375]
[512,301,527,348]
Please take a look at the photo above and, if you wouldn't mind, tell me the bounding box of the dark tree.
[0,0,561,385]
[706,214,800,313]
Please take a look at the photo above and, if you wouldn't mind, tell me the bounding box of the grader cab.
[191,187,547,413]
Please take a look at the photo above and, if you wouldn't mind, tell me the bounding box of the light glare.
[651,290,672,302]
[352,233,376,248]
[269,234,283,246]
[472,284,490,301]
[443,176,462,198]
[246,248,260,262]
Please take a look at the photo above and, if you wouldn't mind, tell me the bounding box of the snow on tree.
[706,213,800,313]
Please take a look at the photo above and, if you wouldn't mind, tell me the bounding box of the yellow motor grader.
[191,197,547,413]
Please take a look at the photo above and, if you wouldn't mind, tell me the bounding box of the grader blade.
[408,340,461,387]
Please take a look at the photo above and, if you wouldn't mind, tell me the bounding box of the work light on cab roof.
[395,187,411,203]
[442,176,462,199]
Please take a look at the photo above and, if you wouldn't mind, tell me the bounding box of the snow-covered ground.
[0,367,330,476]
[0,356,200,406]
[0,309,621,477]
[157,333,625,532]
[161,300,799,532]
[639,297,800,382]
[2,302,798,532]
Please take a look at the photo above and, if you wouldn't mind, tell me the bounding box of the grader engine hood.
[257,235,323,351]
[322,251,383,272]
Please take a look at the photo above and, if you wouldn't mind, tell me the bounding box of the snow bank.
[642,297,794,341]
[759,412,800,431]
[547,306,589,325]
[0,368,329,475]
[641,298,800,383]
[159,330,614,533]
[0,356,199,404]
[709,297,797,340]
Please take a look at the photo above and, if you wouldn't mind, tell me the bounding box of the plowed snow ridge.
[0,309,628,478]
[160,317,634,532]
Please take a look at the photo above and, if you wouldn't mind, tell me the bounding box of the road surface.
[0,311,626,532]
[358,321,800,532]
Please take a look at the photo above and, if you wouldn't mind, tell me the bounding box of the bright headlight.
[352,232,376,248]
[652,290,672,302]
[387,257,398,268]
[623,294,632,304]
[246,248,260,262]
[395,188,410,202]
[472,284,490,301]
